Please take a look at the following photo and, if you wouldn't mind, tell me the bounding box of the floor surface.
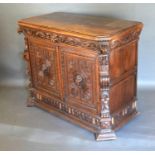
[0,86,155,150]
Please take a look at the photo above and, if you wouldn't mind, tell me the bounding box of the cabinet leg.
[95,130,117,141]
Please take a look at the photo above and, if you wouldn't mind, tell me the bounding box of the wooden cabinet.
[18,12,143,141]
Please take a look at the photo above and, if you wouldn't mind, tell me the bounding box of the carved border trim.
[33,93,101,127]
[18,26,141,51]
[18,26,107,52]
[110,29,142,49]
[31,91,137,131]
[111,100,137,128]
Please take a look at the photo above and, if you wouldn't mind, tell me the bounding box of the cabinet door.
[60,46,99,114]
[28,38,63,100]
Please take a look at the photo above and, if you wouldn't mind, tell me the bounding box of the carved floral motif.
[68,59,92,101]
[38,60,51,78]
[28,41,63,99]
[29,43,56,89]
[18,26,141,52]
[60,50,96,108]
[19,26,102,51]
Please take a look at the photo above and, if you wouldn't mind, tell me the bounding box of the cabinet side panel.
[110,41,137,81]
[110,74,136,114]
[109,41,138,129]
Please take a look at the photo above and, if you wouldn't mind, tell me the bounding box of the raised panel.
[60,46,99,113]
[28,38,63,99]
[110,74,136,113]
[123,42,137,72]
[109,47,123,78]
[110,41,137,80]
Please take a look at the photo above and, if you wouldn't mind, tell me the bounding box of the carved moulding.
[18,26,105,52]
[33,92,101,128]
[18,26,141,52]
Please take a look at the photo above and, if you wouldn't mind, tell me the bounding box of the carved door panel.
[60,46,99,113]
[28,38,63,99]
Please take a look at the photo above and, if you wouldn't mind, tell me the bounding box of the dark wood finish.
[18,12,143,141]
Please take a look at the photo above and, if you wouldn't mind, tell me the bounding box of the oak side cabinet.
[18,12,143,141]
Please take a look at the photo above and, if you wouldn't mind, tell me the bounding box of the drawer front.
[60,46,99,113]
[28,38,63,100]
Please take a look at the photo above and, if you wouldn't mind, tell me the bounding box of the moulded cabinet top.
[18,12,143,41]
